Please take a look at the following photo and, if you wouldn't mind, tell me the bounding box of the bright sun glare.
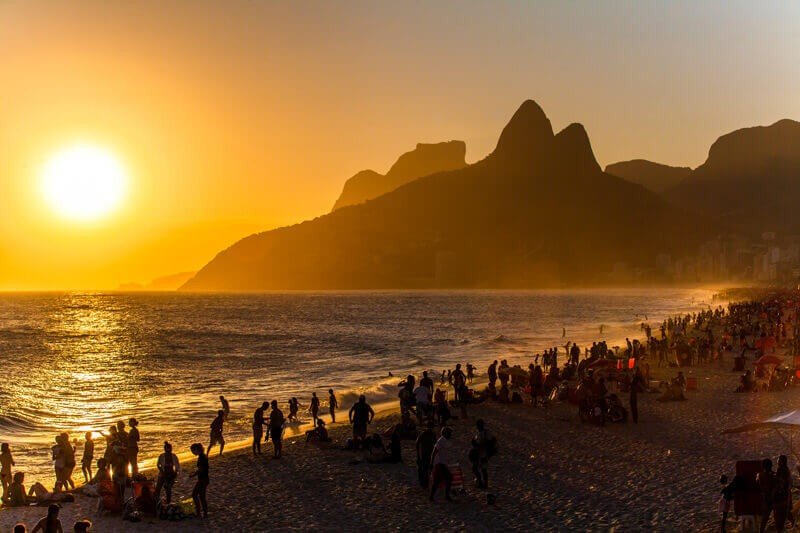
[41,144,128,221]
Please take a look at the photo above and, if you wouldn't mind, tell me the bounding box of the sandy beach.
[2,355,799,531]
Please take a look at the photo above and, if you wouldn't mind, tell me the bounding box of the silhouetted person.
[252,402,268,455]
[415,422,436,487]
[466,363,474,384]
[208,410,225,456]
[269,400,285,458]
[470,419,495,489]
[328,389,338,423]
[31,504,62,533]
[349,395,375,444]
[488,360,498,389]
[310,393,320,427]
[450,364,466,402]
[288,397,298,422]
[1,442,15,500]
[429,427,454,502]
[127,418,140,475]
[775,455,792,532]
[758,458,776,533]
[155,441,180,504]
[80,433,93,484]
[219,395,230,420]
[189,443,209,519]
[420,371,434,394]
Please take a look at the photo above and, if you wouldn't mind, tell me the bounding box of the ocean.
[0,288,718,483]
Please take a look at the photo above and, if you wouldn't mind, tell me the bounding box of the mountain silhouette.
[665,119,800,234]
[182,100,710,291]
[605,160,691,194]
[332,141,466,210]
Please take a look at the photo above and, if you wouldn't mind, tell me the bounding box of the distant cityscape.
[612,232,800,284]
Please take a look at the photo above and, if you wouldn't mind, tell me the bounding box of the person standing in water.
[208,410,225,456]
[155,441,180,504]
[328,389,338,424]
[288,398,299,422]
[80,433,94,484]
[0,443,14,501]
[252,402,268,455]
[127,419,140,476]
[189,443,209,519]
[310,393,320,427]
[466,363,475,384]
[268,400,286,459]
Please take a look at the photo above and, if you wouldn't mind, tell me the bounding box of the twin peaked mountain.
[182,100,800,290]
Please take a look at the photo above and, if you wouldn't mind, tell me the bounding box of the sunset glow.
[41,144,128,222]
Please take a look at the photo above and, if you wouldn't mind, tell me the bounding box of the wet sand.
[2,356,799,531]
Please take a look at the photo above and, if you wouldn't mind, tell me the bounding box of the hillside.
[665,119,800,235]
[182,100,711,291]
[605,159,691,194]
[332,141,466,210]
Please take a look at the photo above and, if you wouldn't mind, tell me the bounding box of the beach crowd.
[4,288,800,531]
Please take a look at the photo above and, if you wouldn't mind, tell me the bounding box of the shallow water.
[0,288,718,482]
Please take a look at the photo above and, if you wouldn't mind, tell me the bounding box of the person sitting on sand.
[189,443,209,519]
[73,520,92,533]
[305,419,330,444]
[736,370,756,393]
[1,442,16,502]
[429,427,454,502]
[208,409,225,456]
[349,395,375,446]
[155,442,180,504]
[6,472,30,507]
[31,504,62,533]
[268,400,286,458]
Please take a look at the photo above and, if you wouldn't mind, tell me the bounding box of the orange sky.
[1,1,799,290]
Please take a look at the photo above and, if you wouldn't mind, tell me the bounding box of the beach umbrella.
[754,354,782,366]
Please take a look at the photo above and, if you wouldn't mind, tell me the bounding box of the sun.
[41,144,128,221]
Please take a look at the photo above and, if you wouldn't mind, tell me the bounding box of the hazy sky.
[1,1,799,289]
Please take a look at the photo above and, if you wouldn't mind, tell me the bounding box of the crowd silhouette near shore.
[5,289,800,530]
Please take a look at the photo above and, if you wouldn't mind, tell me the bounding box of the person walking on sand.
[288,398,299,423]
[219,396,230,421]
[310,392,320,427]
[757,458,776,533]
[774,455,792,532]
[268,400,286,459]
[80,433,93,484]
[1,443,15,501]
[349,395,375,445]
[252,402,268,455]
[189,443,209,519]
[208,410,225,456]
[416,421,436,488]
[328,389,338,423]
[127,419,140,475]
[429,427,454,502]
[470,419,496,489]
[155,441,180,504]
